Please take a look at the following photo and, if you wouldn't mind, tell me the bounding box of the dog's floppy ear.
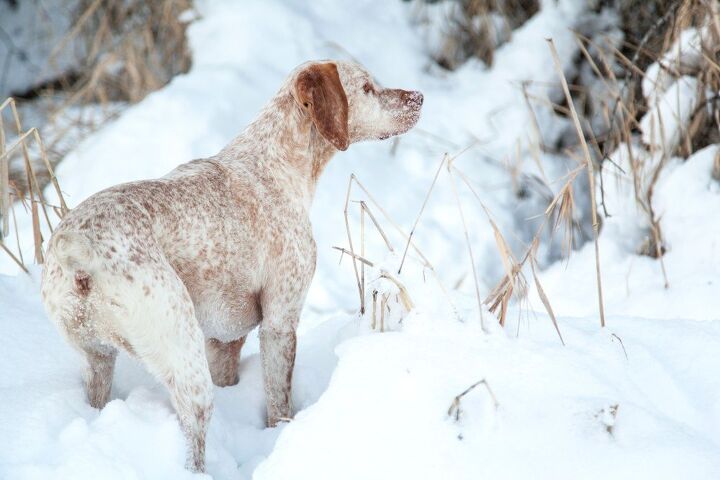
[295,63,349,151]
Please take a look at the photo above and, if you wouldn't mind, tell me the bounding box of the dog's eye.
[363,82,372,94]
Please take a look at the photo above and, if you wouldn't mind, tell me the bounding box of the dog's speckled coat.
[40,60,423,471]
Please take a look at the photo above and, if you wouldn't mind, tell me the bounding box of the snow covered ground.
[2,0,720,478]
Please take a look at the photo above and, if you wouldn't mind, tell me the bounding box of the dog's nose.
[403,90,424,106]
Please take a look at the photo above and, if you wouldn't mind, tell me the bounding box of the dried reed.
[547,38,607,328]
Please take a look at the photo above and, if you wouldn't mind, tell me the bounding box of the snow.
[3,0,720,478]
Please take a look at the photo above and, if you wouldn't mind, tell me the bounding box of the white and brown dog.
[41,60,423,471]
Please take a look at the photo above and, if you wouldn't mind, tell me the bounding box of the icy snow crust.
[2,0,720,478]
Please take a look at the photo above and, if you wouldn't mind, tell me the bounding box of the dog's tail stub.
[52,231,97,295]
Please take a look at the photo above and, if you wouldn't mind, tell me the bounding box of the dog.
[41,60,423,471]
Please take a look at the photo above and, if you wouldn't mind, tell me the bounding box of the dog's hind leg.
[122,270,214,472]
[83,344,117,408]
[206,337,246,387]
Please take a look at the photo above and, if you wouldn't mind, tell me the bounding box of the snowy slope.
[3,0,720,479]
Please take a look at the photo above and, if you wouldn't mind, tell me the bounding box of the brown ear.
[295,63,349,151]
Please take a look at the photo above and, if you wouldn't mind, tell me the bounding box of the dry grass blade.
[447,378,499,422]
[48,0,103,67]
[447,161,485,330]
[380,292,388,332]
[332,246,375,267]
[343,175,365,314]
[0,98,67,271]
[8,103,44,265]
[10,203,24,266]
[32,129,68,217]
[0,242,28,274]
[545,166,583,258]
[485,274,515,326]
[357,201,394,252]
[452,151,575,338]
[398,154,446,274]
[530,257,564,345]
[347,174,461,321]
[547,38,606,328]
[361,203,366,306]
[350,175,433,267]
[379,270,415,312]
[450,164,522,326]
[611,332,628,360]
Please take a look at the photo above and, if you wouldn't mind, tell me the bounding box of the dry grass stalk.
[47,0,192,107]
[642,164,670,288]
[357,200,394,252]
[344,174,460,320]
[32,129,68,216]
[343,175,366,314]
[451,163,566,343]
[360,202,366,307]
[447,378,499,422]
[379,271,415,312]
[547,38,607,328]
[380,292,388,332]
[332,247,374,267]
[611,332,629,360]
[4,0,194,196]
[10,204,24,266]
[0,98,67,271]
[428,0,539,70]
[447,159,486,330]
[544,165,584,257]
[398,154,446,274]
[0,241,28,274]
[529,257,564,345]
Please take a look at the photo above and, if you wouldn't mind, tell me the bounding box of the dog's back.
[42,158,269,344]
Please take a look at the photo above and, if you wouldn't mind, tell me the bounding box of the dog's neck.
[218,87,338,202]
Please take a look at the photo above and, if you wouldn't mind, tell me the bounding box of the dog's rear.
[42,213,213,472]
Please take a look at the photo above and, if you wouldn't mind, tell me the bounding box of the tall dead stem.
[447,156,486,330]
[547,38,606,328]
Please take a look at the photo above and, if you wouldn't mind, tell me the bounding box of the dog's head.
[292,60,423,151]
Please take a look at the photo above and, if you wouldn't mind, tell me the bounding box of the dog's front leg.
[259,310,298,427]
